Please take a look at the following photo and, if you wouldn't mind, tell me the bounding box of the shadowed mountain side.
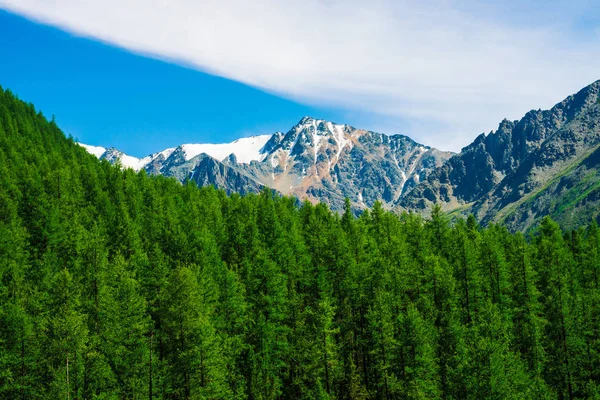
[398,80,600,231]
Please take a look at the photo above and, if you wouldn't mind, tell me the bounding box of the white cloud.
[1,0,599,151]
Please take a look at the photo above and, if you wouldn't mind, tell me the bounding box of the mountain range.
[82,80,600,231]
[81,117,454,212]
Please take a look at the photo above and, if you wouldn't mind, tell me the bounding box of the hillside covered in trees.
[1,85,600,399]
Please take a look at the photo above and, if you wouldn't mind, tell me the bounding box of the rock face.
[398,79,600,231]
[237,117,453,211]
[81,117,453,212]
[185,155,264,196]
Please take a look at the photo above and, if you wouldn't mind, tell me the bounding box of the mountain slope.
[476,82,600,230]
[83,117,453,212]
[398,79,600,230]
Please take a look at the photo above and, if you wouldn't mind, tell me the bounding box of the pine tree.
[43,268,89,400]
[399,304,440,399]
[97,255,151,398]
[162,266,232,399]
[534,217,583,398]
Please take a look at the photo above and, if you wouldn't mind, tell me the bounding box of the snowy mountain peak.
[295,116,321,127]
[266,117,353,160]
[292,116,346,135]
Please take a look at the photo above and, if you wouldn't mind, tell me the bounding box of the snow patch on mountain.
[312,119,321,164]
[81,134,272,172]
[79,143,106,158]
[157,147,176,160]
[181,135,271,163]
[399,170,407,196]
[119,154,149,171]
[327,121,350,155]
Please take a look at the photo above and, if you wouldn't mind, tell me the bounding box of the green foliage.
[1,86,600,398]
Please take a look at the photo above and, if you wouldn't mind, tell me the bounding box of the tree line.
[1,86,600,399]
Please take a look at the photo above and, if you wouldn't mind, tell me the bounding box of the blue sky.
[0,10,354,157]
[0,1,598,155]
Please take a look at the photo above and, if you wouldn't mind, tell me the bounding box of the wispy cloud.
[1,0,598,151]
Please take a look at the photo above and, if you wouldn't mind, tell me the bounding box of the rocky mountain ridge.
[81,117,453,212]
[397,79,600,230]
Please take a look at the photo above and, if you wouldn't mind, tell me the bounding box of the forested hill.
[2,85,600,399]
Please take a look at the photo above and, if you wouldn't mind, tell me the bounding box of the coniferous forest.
[1,86,600,400]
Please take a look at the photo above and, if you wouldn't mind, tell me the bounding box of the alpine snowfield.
[79,134,272,171]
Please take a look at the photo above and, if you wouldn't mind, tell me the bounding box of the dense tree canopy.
[1,86,600,399]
